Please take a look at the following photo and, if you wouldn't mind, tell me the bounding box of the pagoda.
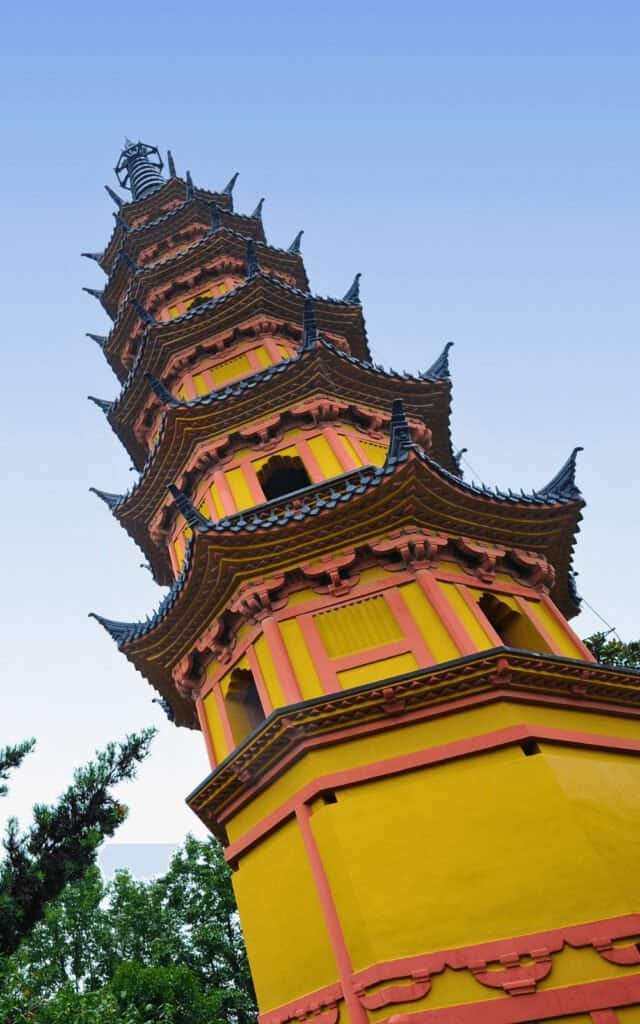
[88,139,640,1024]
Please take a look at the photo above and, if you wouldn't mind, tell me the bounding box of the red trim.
[592,1012,621,1023]
[513,593,563,655]
[258,982,343,1024]
[331,638,413,673]
[295,804,368,1024]
[384,587,435,667]
[296,438,326,484]
[298,615,341,693]
[240,459,265,505]
[262,618,302,703]
[195,697,217,769]
[384,974,640,1023]
[325,426,358,471]
[224,723,640,860]
[456,583,503,646]
[416,570,476,655]
[213,470,236,515]
[211,682,235,755]
[215,686,640,826]
[245,645,273,716]
[540,592,597,662]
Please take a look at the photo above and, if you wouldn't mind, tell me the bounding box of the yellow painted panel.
[232,819,337,1011]
[359,439,387,466]
[400,581,460,661]
[254,345,273,368]
[337,652,418,689]
[314,595,403,658]
[536,942,631,991]
[209,483,225,519]
[193,372,209,396]
[279,618,324,699]
[220,655,249,698]
[225,700,640,842]
[276,343,291,358]
[198,499,209,518]
[173,536,184,566]
[339,433,363,466]
[217,281,228,295]
[210,352,252,386]
[168,304,181,318]
[618,1008,640,1022]
[527,598,584,658]
[307,434,343,477]
[368,963,502,1020]
[203,690,229,762]
[253,635,286,708]
[311,745,640,973]
[439,582,493,649]
[226,467,254,511]
[176,385,188,400]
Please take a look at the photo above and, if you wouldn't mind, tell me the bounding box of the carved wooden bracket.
[372,530,448,571]
[302,551,359,595]
[456,538,507,582]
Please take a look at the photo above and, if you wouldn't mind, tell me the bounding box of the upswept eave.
[100,225,310,320]
[100,185,239,275]
[90,432,584,723]
[101,333,454,508]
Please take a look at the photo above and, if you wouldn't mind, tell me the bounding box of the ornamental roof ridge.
[106,346,313,513]
[101,189,242,261]
[318,336,449,382]
[109,223,302,288]
[90,437,584,650]
[90,534,194,647]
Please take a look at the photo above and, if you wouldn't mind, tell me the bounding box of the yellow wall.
[232,818,338,1011]
[226,698,640,1016]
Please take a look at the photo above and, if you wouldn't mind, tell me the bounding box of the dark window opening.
[225,668,265,745]
[321,790,338,805]
[520,739,541,757]
[258,454,311,501]
[477,592,551,654]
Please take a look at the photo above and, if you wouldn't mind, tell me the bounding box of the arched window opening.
[477,593,551,654]
[258,454,311,502]
[225,668,265,745]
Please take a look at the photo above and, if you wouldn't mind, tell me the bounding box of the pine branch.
[0,729,155,956]
[0,739,36,798]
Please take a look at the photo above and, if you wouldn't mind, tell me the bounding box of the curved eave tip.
[88,611,134,647]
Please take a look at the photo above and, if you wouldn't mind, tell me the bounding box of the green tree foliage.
[0,836,257,1024]
[584,632,640,669]
[0,730,155,959]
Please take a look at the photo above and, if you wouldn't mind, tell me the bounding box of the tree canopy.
[0,730,155,959]
[583,632,640,670]
[0,836,256,1024]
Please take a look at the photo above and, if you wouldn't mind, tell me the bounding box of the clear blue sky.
[1,2,638,843]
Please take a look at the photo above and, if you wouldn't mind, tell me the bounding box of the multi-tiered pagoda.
[88,139,640,1024]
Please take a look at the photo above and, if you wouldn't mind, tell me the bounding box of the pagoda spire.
[115,139,165,202]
